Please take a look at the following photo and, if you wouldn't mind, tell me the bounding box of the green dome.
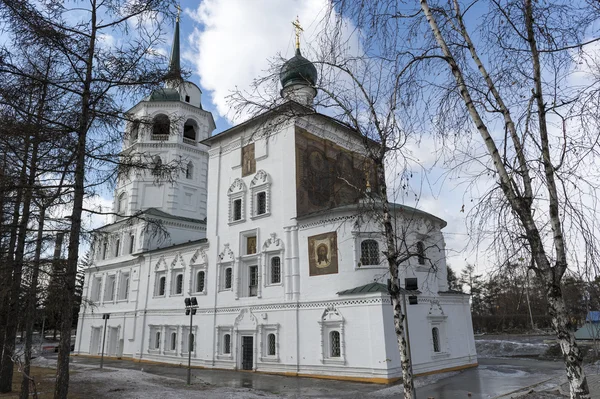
[145,88,180,102]
[280,48,317,89]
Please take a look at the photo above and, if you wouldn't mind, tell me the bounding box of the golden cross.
[292,16,303,50]
[176,4,181,22]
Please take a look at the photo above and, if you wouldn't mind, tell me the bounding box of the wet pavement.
[61,354,573,398]
[417,358,565,399]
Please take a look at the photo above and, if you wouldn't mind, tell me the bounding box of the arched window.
[175,274,183,294]
[417,241,425,265]
[225,268,232,289]
[189,333,194,352]
[159,276,166,296]
[223,334,231,354]
[152,114,170,139]
[432,327,440,353]
[117,192,126,214]
[330,331,341,357]
[196,271,205,292]
[171,332,177,351]
[360,239,379,266]
[271,257,281,284]
[183,119,197,144]
[152,155,162,176]
[130,119,140,142]
[268,333,276,356]
[186,162,194,179]
[155,332,161,349]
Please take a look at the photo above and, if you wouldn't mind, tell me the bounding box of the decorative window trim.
[318,307,346,365]
[103,274,117,304]
[116,270,130,302]
[259,324,280,362]
[428,301,450,358]
[262,233,284,287]
[228,178,246,224]
[352,232,385,270]
[215,326,234,360]
[250,170,271,219]
[154,257,168,298]
[190,248,208,296]
[181,325,198,356]
[148,325,163,354]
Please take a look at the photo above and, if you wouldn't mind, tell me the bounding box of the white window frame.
[104,274,116,303]
[216,326,234,360]
[259,324,280,362]
[261,232,284,288]
[149,326,162,353]
[182,325,198,355]
[319,307,346,364]
[91,276,102,303]
[172,272,184,296]
[249,170,270,219]
[154,272,167,297]
[228,178,246,224]
[117,271,130,301]
[219,264,233,291]
[353,232,386,270]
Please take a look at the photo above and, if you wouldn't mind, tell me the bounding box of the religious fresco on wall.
[308,232,338,276]
[295,127,377,217]
[241,143,256,177]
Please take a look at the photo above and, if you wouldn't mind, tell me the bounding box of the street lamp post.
[184,297,198,385]
[100,313,110,369]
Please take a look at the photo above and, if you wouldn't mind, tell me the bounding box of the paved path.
[559,369,600,398]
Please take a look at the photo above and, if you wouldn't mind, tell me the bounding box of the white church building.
[74,18,477,383]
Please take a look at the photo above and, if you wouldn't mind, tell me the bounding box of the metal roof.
[336,282,420,296]
[575,323,600,340]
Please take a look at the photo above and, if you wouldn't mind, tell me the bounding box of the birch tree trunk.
[419,0,590,396]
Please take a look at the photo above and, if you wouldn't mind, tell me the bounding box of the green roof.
[575,323,600,340]
[337,282,420,296]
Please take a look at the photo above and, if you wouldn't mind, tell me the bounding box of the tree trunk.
[0,132,34,393]
[20,209,45,399]
[53,4,97,398]
[546,282,590,398]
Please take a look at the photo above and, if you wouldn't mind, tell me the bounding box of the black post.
[184,297,198,385]
[187,309,193,385]
[100,313,110,369]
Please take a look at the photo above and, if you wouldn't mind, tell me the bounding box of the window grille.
[171,332,177,351]
[330,331,341,357]
[271,257,281,284]
[224,334,231,354]
[417,241,425,265]
[249,266,258,297]
[155,332,161,349]
[225,268,232,289]
[176,274,183,294]
[360,239,379,265]
[159,276,166,296]
[233,199,242,221]
[432,327,440,353]
[129,235,135,254]
[256,191,267,215]
[197,271,205,292]
[268,333,276,356]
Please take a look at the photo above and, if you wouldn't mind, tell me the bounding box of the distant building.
[74,18,477,382]
[575,311,600,341]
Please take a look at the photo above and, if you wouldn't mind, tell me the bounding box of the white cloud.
[188,0,333,121]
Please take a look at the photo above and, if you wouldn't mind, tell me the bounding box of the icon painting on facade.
[308,232,338,276]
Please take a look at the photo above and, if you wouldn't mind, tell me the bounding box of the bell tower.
[113,13,215,224]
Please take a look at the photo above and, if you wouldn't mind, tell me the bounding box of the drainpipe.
[139,252,152,360]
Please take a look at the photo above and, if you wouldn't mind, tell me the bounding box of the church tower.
[113,12,215,224]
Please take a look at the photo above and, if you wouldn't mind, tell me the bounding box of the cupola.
[280,18,317,106]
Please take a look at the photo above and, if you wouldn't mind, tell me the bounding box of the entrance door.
[241,336,253,370]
